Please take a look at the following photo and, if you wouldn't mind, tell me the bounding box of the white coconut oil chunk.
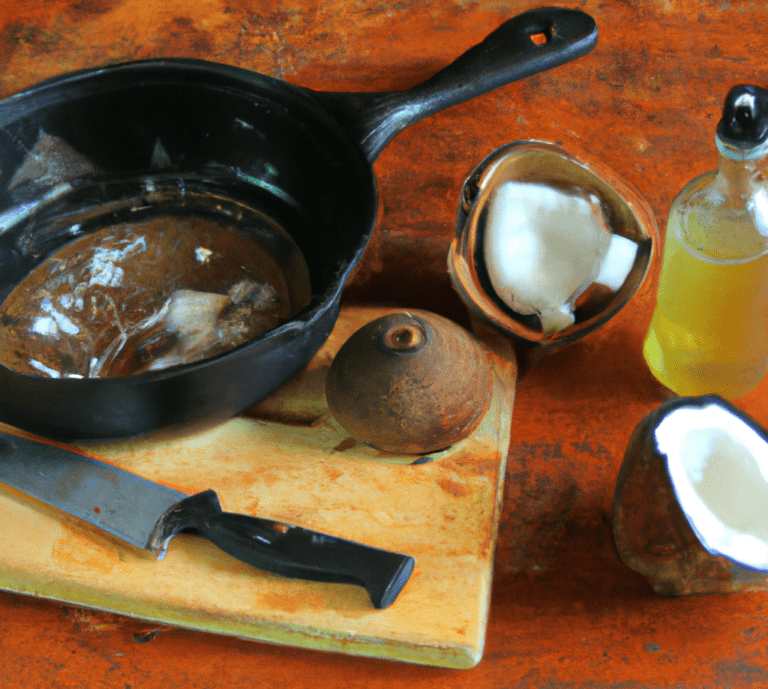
[656,404,768,571]
[483,181,638,335]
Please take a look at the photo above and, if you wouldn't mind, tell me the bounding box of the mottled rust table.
[2,1,768,686]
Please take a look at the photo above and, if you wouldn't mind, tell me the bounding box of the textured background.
[2,1,768,686]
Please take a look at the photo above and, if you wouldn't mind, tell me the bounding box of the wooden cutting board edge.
[0,306,517,670]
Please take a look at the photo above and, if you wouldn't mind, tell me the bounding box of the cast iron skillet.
[0,7,597,440]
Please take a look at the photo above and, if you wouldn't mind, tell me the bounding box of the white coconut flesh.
[483,181,638,335]
[656,403,768,571]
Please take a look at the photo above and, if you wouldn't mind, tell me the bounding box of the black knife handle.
[159,490,414,609]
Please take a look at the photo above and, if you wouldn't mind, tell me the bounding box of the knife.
[0,430,414,609]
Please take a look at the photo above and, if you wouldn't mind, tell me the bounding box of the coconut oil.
[643,85,768,398]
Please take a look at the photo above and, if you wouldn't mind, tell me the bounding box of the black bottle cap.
[716,85,768,148]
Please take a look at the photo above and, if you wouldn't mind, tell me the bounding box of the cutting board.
[0,306,516,669]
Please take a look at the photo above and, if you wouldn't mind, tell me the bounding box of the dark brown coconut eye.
[325,311,494,455]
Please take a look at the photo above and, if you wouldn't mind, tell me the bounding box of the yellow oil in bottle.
[643,205,768,398]
[643,85,768,399]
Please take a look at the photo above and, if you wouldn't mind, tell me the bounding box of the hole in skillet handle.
[529,31,549,46]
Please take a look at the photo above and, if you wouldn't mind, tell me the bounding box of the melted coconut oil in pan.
[0,131,313,378]
[0,212,312,379]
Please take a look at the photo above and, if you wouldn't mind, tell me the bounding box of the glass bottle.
[643,85,768,399]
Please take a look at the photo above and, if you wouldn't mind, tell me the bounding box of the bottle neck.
[714,147,768,206]
[676,137,768,259]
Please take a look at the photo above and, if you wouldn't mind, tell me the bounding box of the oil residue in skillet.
[0,213,312,378]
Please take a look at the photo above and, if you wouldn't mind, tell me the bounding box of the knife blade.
[0,430,414,609]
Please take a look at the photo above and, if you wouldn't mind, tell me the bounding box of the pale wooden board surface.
[0,306,516,669]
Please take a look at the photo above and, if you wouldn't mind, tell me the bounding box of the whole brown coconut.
[325,310,494,454]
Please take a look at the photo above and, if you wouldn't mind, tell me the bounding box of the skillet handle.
[311,7,597,162]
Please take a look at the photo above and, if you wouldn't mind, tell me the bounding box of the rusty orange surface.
[2,0,768,687]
